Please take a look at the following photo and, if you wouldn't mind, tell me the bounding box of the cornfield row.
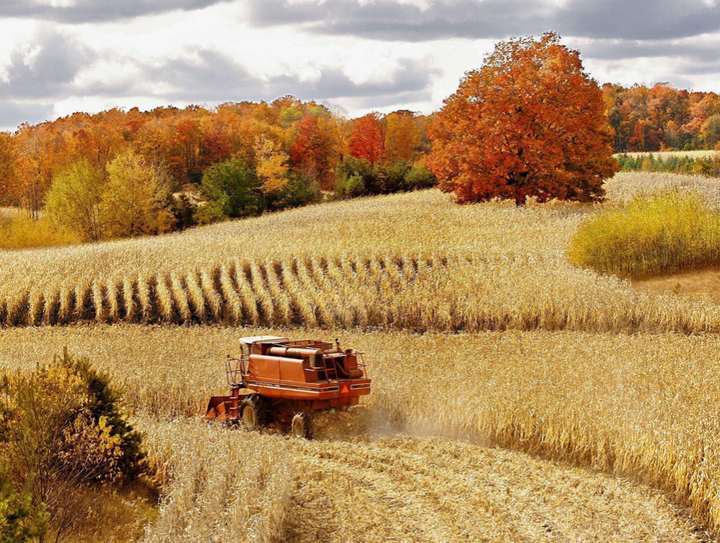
[138,416,293,543]
[3,249,720,333]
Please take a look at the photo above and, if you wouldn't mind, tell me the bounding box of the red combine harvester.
[205,336,371,438]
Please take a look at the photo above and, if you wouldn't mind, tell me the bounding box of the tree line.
[0,98,435,244]
[603,83,720,152]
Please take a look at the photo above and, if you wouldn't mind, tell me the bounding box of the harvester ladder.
[321,356,338,381]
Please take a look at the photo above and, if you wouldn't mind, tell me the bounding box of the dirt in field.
[632,267,720,305]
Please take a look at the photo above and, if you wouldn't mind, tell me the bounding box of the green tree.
[701,114,720,149]
[195,158,261,224]
[45,160,104,241]
[101,151,175,238]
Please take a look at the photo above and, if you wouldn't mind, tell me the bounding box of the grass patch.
[0,214,80,250]
[568,192,720,277]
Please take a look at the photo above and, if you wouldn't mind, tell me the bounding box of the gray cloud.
[0,0,231,24]
[140,49,437,104]
[247,0,720,42]
[0,29,93,100]
[0,100,53,130]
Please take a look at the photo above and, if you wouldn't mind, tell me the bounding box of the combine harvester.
[205,336,372,438]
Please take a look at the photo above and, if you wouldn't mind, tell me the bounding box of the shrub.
[403,165,436,191]
[0,349,144,539]
[568,192,720,277]
[0,214,79,250]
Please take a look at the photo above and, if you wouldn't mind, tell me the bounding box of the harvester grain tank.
[205,336,371,438]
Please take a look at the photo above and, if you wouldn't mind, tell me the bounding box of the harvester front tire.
[240,396,267,431]
[291,413,312,439]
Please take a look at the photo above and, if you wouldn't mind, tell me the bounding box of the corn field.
[2,188,720,333]
[0,325,706,542]
[605,172,720,209]
[3,176,720,540]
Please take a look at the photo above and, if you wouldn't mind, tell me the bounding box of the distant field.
[616,150,720,159]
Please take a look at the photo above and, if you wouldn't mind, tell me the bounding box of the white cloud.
[0,0,719,131]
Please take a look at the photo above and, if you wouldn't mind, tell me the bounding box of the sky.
[0,0,719,131]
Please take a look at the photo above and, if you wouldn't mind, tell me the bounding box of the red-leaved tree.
[428,33,618,204]
[290,115,332,189]
[349,113,384,163]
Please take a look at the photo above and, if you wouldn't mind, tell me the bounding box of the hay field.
[0,325,708,542]
[1,188,720,333]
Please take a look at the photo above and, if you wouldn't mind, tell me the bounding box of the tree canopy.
[428,33,618,204]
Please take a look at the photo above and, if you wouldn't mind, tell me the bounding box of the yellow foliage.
[254,135,289,194]
[0,214,79,250]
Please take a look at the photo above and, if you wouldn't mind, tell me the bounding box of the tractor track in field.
[283,432,708,543]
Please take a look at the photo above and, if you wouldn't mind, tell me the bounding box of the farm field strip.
[0,324,717,538]
[3,187,720,334]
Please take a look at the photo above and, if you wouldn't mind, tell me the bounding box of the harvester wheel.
[291,412,312,439]
[240,395,267,431]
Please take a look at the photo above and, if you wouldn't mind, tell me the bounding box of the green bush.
[568,192,720,277]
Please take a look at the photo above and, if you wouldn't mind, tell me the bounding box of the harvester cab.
[205,336,371,438]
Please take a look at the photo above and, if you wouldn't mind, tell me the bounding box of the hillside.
[2,185,719,333]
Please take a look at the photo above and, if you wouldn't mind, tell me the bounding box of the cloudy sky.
[0,0,719,131]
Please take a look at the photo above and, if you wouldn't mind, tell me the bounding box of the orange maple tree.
[349,113,384,163]
[428,33,618,204]
[290,115,332,188]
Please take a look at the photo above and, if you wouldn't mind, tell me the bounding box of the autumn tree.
[195,158,260,224]
[254,134,289,194]
[100,151,175,238]
[349,114,384,163]
[428,33,618,204]
[290,115,332,189]
[45,160,104,241]
[0,133,18,206]
[384,110,420,162]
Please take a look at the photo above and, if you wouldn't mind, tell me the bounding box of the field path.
[284,434,707,542]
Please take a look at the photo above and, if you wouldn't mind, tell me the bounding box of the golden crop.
[1,188,719,334]
[0,325,705,542]
[605,172,720,209]
[3,175,720,540]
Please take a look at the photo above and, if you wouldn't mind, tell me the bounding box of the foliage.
[569,192,720,277]
[0,349,143,540]
[603,82,720,152]
[349,114,385,164]
[45,160,104,242]
[335,158,436,199]
[289,115,333,189]
[0,214,80,250]
[429,32,618,204]
[101,151,175,239]
[0,464,46,543]
[616,152,720,177]
[254,135,289,195]
[195,159,261,224]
